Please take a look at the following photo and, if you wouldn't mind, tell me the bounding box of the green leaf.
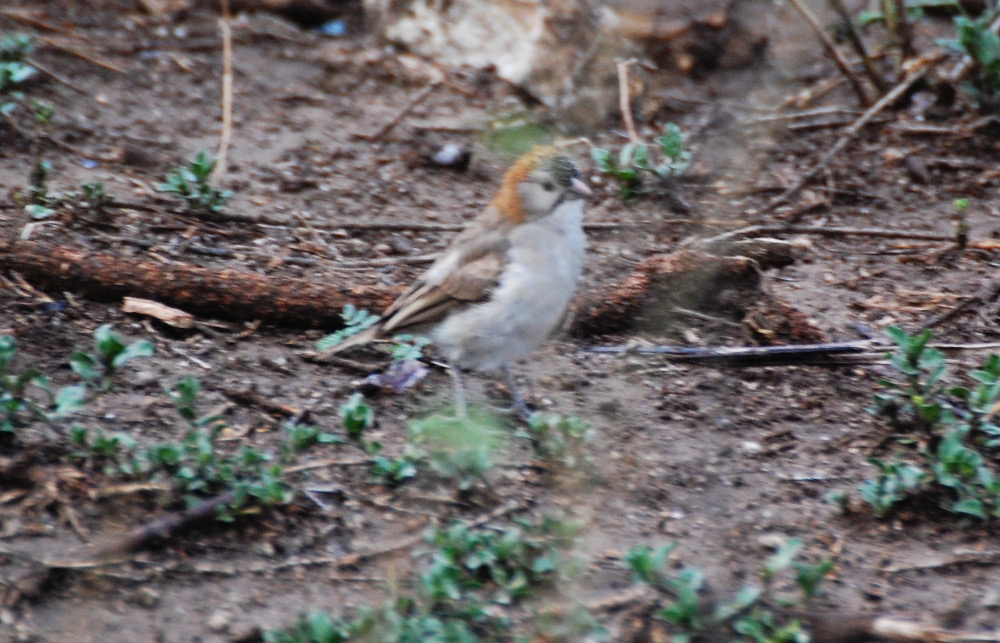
[590,147,614,172]
[764,538,803,577]
[52,384,88,418]
[951,497,988,519]
[112,340,154,369]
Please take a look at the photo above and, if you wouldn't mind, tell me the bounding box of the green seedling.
[267,513,591,643]
[317,305,379,351]
[523,413,594,468]
[859,457,927,517]
[71,324,154,392]
[339,392,374,442]
[158,150,232,213]
[370,455,417,486]
[591,123,691,200]
[32,99,53,126]
[0,32,34,96]
[280,421,343,463]
[864,326,1000,519]
[0,33,35,116]
[626,538,832,642]
[0,335,49,432]
[941,7,1000,109]
[1,326,146,433]
[80,180,113,210]
[407,411,500,491]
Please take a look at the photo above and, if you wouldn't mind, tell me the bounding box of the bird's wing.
[379,226,510,333]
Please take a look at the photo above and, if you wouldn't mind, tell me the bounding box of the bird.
[328,146,591,419]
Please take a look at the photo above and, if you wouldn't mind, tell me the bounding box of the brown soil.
[2,1,1000,641]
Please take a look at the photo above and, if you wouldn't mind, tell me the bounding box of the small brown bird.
[330,146,591,418]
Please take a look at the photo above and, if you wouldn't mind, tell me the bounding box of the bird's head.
[489,146,591,224]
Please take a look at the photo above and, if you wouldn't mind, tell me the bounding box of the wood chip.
[122,297,194,328]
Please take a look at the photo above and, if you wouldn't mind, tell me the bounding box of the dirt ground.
[3,1,1000,641]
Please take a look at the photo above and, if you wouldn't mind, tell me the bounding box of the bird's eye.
[542,181,555,191]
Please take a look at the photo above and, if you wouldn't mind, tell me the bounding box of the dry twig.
[360,79,442,142]
[616,58,643,143]
[787,0,872,105]
[767,53,944,211]
[827,0,888,92]
[215,0,234,179]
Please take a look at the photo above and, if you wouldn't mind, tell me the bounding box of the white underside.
[434,199,586,371]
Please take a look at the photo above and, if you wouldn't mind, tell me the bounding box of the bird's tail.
[321,323,382,355]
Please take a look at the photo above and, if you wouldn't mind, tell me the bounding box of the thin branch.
[25,57,89,95]
[616,58,642,143]
[215,0,233,179]
[787,0,872,105]
[586,340,1000,367]
[747,224,961,242]
[919,278,1000,331]
[826,0,888,93]
[360,80,442,142]
[767,54,943,210]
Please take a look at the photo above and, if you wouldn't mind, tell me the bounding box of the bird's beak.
[570,177,593,197]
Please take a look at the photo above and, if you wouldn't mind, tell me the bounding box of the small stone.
[207,610,231,633]
[756,533,787,550]
[128,586,161,609]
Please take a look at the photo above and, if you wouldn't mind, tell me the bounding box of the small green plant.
[280,421,344,462]
[369,454,418,485]
[1,327,149,433]
[266,513,597,643]
[0,32,34,99]
[872,326,946,432]
[32,99,53,126]
[317,305,379,351]
[863,326,1000,519]
[0,335,50,433]
[591,123,691,200]
[523,413,594,468]
[339,392,375,443]
[71,324,154,392]
[389,334,431,362]
[859,457,927,517]
[407,411,500,490]
[626,538,832,642]
[80,180,113,210]
[338,392,419,484]
[72,376,342,518]
[158,150,232,213]
[941,6,1000,109]
[25,158,56,220]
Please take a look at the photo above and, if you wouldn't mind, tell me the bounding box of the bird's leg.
[449,363,468,418]
[502,365,533,422]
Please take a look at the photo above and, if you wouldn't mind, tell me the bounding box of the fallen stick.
[616,58,643,143]
[787,0,872,105]
[0,239,400,328]
[214,0,234,179]
[767,53,944,210]
[919,277,1000,331]
[586,340,877,366]
[587,340,1000,367]
[751,224,958,242]
[359,79,442,141]
[826,0,888,93]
